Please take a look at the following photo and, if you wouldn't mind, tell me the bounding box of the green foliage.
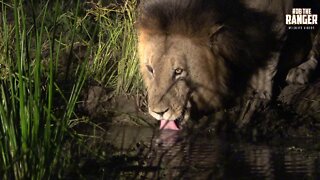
[0,0,87,179]
[0,0,142,178]
[86,0,142,94]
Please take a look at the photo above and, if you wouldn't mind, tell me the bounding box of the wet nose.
[153,108,169,117]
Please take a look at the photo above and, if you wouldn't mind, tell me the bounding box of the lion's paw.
[286,58,317,85]
[286,67,311,85]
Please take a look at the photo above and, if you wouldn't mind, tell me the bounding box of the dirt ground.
[78,78,320,139]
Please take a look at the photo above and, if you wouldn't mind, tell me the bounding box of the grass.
[0,0,141,179]
[0,0,87,178]
[86,0,142,94]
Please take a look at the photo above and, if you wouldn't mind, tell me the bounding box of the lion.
[136,0,320,130]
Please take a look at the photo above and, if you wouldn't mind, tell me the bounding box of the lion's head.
[137,0,277,129]
[138,33,228,129]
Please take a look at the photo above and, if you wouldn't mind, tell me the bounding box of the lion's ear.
[209,24,224,43]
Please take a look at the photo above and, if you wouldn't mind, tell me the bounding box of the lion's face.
[138,32,227,128]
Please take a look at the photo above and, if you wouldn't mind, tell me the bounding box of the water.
[105,126,320,179]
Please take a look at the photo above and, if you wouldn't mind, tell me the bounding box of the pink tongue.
[160,120,180,130]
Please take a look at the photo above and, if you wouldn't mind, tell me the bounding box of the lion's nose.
[153,108,169,117]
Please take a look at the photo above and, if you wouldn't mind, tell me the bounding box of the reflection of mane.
[138,0,279,71]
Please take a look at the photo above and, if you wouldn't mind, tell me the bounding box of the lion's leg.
[248,55,279,99]
[239,52,280,126]
[286,32,320,84]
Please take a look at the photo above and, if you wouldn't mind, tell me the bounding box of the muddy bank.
[77,78,320,139]
[279,80,320,119]
[79,83,154,126]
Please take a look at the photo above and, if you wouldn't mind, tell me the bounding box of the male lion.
[136,0,320,130]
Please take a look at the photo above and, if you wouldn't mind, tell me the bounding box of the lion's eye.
[146,65,154,74]
[174,68,183,76]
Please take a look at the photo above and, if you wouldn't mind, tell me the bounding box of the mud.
[78,78,320,139]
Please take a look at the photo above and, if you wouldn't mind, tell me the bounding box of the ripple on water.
[105,126,320,179]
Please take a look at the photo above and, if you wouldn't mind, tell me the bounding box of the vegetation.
[0,0,141,179]
[86,0,141,93]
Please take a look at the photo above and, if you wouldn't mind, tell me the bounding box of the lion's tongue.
[160,120,180,130]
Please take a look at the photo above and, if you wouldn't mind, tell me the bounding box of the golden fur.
[137,0,320,124]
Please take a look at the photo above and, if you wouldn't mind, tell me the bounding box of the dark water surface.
[105,126,320,179]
